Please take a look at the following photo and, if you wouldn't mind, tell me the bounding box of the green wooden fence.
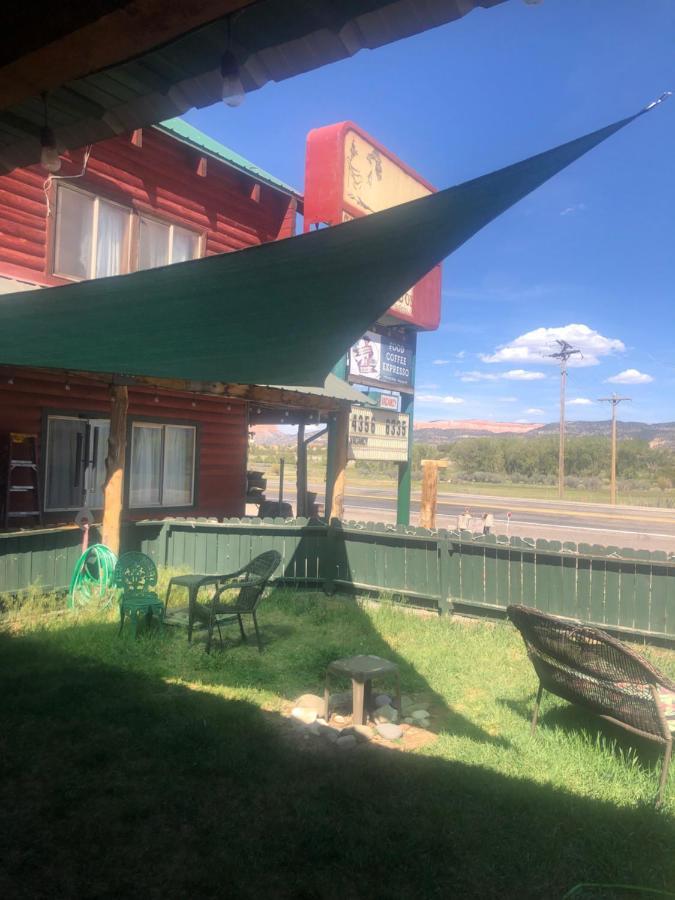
[3,516,675,641]
[0,525,88,595]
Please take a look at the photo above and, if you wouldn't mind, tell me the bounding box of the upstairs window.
[53,185,130,280]
[138,217,201,270]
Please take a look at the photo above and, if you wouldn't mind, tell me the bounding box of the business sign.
[348,406,410,462]
[304,121,441,332]
[378,394,400,411]
[349,330,413,390]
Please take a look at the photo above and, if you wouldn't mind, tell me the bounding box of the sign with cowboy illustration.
[349,329,413,389]
[304,121,441,332]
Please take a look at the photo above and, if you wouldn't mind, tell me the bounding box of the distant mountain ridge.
[415,419,675,446]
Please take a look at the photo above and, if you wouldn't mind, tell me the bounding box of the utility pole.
[548,340,582,499]
[597,393,630,505]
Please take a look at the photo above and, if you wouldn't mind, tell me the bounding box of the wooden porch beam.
[101,384,128,555]
[419,459,448,530]
[329,408,350,521]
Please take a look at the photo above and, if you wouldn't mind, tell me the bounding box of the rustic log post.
[329,408,350,521]
[101,384,128,555]
[419,459,448,530]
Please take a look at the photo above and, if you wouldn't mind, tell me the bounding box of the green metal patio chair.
[193,550,281,653]
[115,551,165,638]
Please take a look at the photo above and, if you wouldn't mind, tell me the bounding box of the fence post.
[438,531,454,615]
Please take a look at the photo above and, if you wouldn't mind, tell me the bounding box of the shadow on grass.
[1,629,674,899]
[165,582,507,749]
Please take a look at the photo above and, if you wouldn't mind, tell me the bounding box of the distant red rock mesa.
[414,419,544,435]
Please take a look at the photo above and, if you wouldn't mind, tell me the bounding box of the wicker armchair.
[507,604,675,807]
[192,550,281,653]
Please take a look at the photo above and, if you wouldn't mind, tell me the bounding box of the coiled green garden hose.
[68,544,118,610]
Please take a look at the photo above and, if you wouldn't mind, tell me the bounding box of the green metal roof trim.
[265,374,376,405]
[0,103,662,386]
[0,0,506,173]
[155,118,301,199]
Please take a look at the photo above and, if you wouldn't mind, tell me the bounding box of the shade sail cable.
[0,97,667,387]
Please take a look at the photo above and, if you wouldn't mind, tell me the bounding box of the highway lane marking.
[336,495,675,526]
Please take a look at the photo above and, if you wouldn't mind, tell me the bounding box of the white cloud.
[497,396,518,403]
[459,368,545,383]
[481,324,625,368]
[503,369,546,381]
[432,359,450,366]
[459,370,498,383]
[605,368,653,385]
[455,350,467,360]
[416,394,465,405]
[418,382,439,390]
[526,408,545,415]
[567,397,594,406]
[560,203,586,216]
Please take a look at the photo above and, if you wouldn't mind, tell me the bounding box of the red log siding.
[0,370,247,522]
[0,126,296,283]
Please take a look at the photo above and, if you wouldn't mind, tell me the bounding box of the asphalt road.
[263,479,675,552]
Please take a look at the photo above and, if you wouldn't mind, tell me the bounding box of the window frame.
[41,410,111,514]
[136,211,204,270]
[52,182,133,282]
[126,418,199,512]
[50,183,205,281]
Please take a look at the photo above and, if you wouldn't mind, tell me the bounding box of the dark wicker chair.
[192,550,281,653]
[507,604,675,807]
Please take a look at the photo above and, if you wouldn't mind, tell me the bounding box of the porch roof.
[0,0,507,174]
[0,102,661,388]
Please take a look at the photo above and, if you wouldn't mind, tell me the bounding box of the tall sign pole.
[548,340,582,499]
[597,393,630,505]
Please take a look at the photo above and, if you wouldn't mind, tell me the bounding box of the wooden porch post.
[329,408,349,521]
[101,384,128,555]
[419,459,448,530]
[296,420,306,517]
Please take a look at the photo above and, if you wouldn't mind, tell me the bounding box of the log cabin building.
[0,120,360,534]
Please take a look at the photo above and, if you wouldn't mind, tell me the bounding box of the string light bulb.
[220,49,245,107]
[40,94,61,173]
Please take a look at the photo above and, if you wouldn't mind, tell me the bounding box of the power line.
[547,340,582,499]
[597,393,631,505]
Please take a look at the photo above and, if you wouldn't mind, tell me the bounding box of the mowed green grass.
[1,586,674,899]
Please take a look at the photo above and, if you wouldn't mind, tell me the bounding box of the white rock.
[294,693,326,713]
[412,709,429,722]
[291,707,317,725]
[373,704,398,724]
[376,723,403,741]
[334,714,348,724]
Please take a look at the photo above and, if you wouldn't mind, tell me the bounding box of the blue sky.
[183,0,675,425]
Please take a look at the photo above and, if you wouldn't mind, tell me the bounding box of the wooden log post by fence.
[101,384,128,555]
[330,408,350,521]
[419,459,448,530]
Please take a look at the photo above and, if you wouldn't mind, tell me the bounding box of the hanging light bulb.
[40,125,61,173]
[220,49,245,107]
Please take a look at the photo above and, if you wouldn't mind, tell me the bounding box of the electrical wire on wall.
[43,144,93,216]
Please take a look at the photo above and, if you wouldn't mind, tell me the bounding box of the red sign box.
[304,121,441,332]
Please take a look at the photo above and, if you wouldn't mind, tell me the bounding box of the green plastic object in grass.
[114,551,165,638]
[68,544,118,610]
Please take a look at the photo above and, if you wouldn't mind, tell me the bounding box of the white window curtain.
[139,218,170,270]
[163,426,195,505]
[55,188,92,279]
[130,425,162,507]
[95,201,127,277]
[172,227,199,263]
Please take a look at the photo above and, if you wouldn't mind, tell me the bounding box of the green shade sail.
[0,102,663,387]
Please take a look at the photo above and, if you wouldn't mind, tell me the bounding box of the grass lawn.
[1,584,675,899]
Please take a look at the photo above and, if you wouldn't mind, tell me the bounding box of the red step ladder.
[2,433,42,529]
